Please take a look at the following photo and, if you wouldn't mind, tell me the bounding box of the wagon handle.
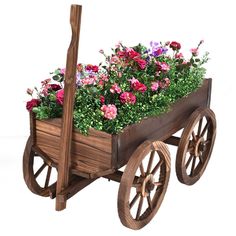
[56,4,82,211]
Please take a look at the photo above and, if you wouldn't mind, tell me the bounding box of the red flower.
[77,63,83,72]
[134,58,147,70]
[170,41,181,50]
[100,95,105,104]
[85,64,99,72]
[126,48,140,59]
[56,89,64,105]
[26,99,40,111]
[49,84,62,91]
[120,92,136,104]
[131,81,147,93]
[117,50,126,58]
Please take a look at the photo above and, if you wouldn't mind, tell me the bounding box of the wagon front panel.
[35,118,113,178]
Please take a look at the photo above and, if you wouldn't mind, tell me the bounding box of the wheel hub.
[141,174,155,197]
[194,137,205,156]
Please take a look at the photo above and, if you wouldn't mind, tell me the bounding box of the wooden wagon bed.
[34,79,211,179]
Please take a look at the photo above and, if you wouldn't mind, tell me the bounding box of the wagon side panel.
[116,79,211,168]
[35,119,113,177]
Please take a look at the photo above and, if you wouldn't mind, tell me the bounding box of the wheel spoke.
[154,182,163,188]
[147,195,152,210]
[136,196,144,220]
[201,122,210,138]
[190,156,197,176]
[129,193,140,209]
[151,159,163,175]
[34,162,47,178]
[197,118,203,136]
[204,139,211,145]
[192,131,197,141]
[146,151,155,174]
[185,154,194,169]
[44,166,52,188]
[139,162,145,177]
[199,153,204,163]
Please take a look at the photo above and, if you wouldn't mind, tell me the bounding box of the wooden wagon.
[23,5,216,230]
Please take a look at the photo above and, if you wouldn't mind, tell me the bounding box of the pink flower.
[110,56,120,64]
[190,48,199,56]
[100,74,109,81]
[151,82,159,91]
[118,72,122,78]
[60,68,66,74]
[129,77,139,84]
[156,61,170,72]
[26,88,33,95]
[110,83,122,94]
[99,49,104,54]
[134,58,147,69]
[175,53,183,59]
[41,78,51,87]
[159,78,171,89]
[100,95,105,104]
[101,104,117,120]
[120,92,136,104]
[81,76,97,85]
[56,89,64,105]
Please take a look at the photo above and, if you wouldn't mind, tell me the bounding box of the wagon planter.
[23,5,216,230]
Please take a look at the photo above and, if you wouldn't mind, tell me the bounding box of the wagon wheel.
[23,137,57,197]
[118,141,171,230]
[176,107,216,185]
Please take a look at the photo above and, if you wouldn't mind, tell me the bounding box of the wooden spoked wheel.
[176,108,216,185]
[23,137,57,197]
[118,141,171,230]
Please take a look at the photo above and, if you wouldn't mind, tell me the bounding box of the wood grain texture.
[116,79,212,168]
[36,119,112,178]
[56,4,82,211]
[175,107,216,185]
[23,137,57,197]
[118,140,170,230]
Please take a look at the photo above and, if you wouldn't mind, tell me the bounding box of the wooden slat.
[36,129,112,169]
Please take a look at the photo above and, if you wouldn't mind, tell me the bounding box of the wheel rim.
[118,141,171,230]
[23,137,57,197]
[176,108,216,185]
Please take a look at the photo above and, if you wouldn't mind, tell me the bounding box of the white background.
[0,0,235,235]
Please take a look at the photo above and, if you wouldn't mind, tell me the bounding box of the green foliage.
[26,40,209,135]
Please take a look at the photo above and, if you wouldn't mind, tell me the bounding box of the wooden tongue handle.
[56,4,82,211]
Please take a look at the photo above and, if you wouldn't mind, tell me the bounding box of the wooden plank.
[36,129,112,169]
[30,113,36,145]
[116,79,211,168]
[56,4,82,211]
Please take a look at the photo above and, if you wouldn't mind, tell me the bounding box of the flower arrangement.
[26,40,209,134]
